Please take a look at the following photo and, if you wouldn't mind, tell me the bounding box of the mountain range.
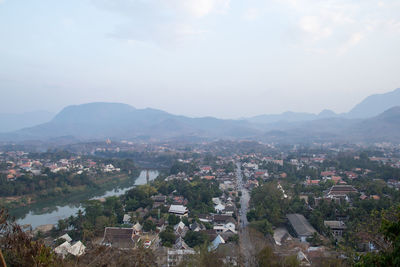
[1,88,400,144]
[246,88,400,124]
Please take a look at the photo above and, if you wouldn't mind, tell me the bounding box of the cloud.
[338,32,364,55]
[275,0,400,54]
[169,0,230,18]
[93,0,230,44]
[243,8,261,21]
[298,16,332,41]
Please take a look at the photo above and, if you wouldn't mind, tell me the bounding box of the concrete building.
[286,213,316,242]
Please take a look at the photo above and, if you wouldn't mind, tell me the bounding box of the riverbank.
[14,170,159,229]
[0,172,138,211]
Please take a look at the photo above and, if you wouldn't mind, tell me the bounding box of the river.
[16,170,159,229]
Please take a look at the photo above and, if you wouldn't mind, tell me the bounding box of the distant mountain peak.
[318,109,336,118]
[53,102,136,123]
[347,88,400,119]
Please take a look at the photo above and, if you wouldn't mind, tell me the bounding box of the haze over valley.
[1,1,400,266]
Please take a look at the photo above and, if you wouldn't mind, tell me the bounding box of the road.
[236,162,255,267]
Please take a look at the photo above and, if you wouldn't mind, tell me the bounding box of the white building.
[169,205,189,217]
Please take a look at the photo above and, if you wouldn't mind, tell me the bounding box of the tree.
[0,208,63,267]
[306,232,323,246]
[159,230,176,247]
[184,231,208,248]
[250,219,273,235]
[356,207,400,266]
[143,220,156,232]
[168,214,180,226]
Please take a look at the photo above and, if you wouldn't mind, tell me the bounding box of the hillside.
[4,103,261,141]
[346,88,400,118]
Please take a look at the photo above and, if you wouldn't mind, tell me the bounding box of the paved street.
[236,162,255,267]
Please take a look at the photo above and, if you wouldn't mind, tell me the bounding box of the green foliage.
[0,208,63,267]
[159,228,176,247]
[170,161,199,175]
[184,231,208,248]
[250,219,273,235]
[154,177,221,214]
[168,214,180,226]
[227,234,239,244]
[248,181,287,226]
[143,219,156,232]
[124,185,155,210]
[356,207,400,266]
[306,232,323,246]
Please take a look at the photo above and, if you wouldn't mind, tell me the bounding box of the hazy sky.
[1,0,400,118]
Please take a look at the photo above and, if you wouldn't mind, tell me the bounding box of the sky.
[0,0,400,118]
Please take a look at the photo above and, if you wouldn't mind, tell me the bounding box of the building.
[167,249,196,267]
[324,221,346,237]
[101,227,139,249]
[327,185,358,197]
[168,205,189,217]
[286,213,316,242]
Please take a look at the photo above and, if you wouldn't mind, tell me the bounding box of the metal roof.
[287,213,316,237]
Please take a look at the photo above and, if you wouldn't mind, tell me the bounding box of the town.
[1,140,400,266]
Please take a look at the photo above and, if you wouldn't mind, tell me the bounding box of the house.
[208,235,225,251]
[54,241,71,258]
[156,218,166,231]
[213,215,236,234]
[212,197,221,205]
[214,203,225,213]
[69,241,86,257]
[213,215,235,225]
[133,222,143,235]
[190,221,205,232]
[57,233,72,243]
[223,205,235,216]
[331,176,342,184]
[101,227,138,249]
[54,240,86,258]
[198,214,212,223]
[324,221,346,237]
[306,179,320,186]
[286,214,316,242]
[172,196,187,205]
[201,166,212,172]
[174,236,190,250]
[174,221,188,237]
[152,195,167,207]
[169,205,189,217]
[199,229,218,242]
[345,171,358,179]
[123,214,132,225]
[321,171,335,177]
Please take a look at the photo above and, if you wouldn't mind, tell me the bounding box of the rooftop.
[287,213,316,237]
